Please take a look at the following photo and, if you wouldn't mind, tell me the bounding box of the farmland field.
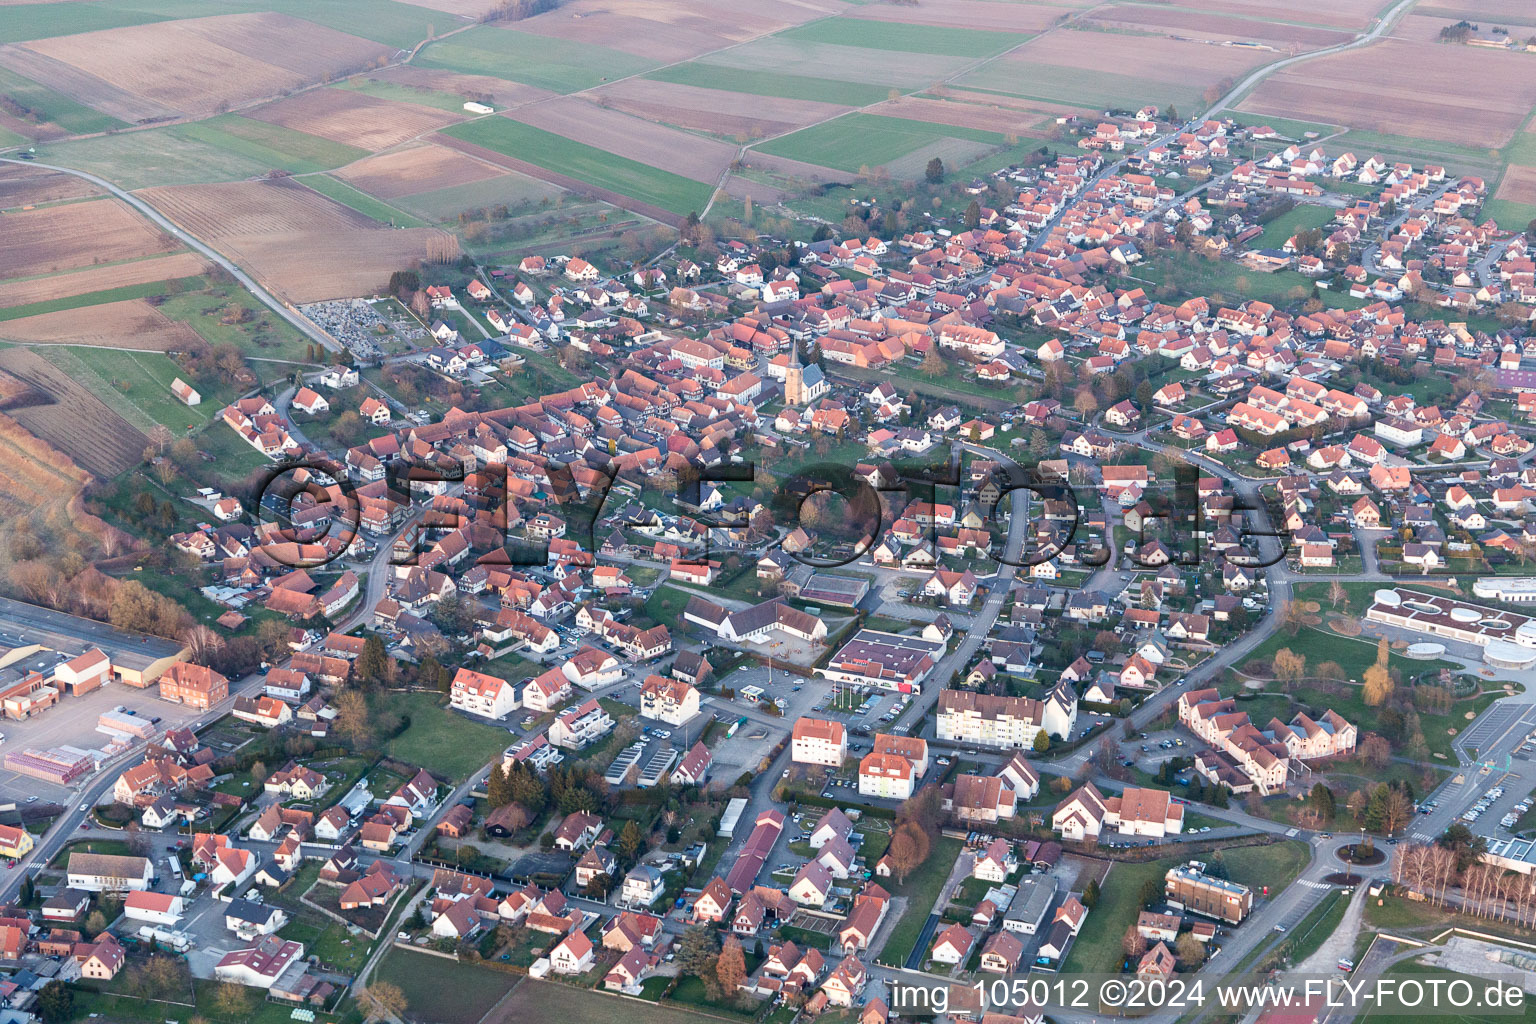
[298,175,428,228]
[0,2,174,45]
[35,127,310,189]
[510,98,737,184]
[1237,38,1536,148]
[700,37,972,89]
[775,17,1029,57]
[644,63,893,108]
[250,87,464,152]
[336,144,527,200]
[0,164,100,208]
[0,346,149,477]
[847,0,1075,33]
[417,26,657,94]
[1088,3,1352,47]
[0,197,176,281]
[334,75,473,114]
[593,78,850,140]
[171,115,369,175]
[0,62,124,135]
[513,0,834,63]
[0,257,207,315]
[958,29,1271,110]
[42,346,226,435]
[756,112,1004,174]
[1162,0,1393,30]
[137,179,459,303]
[440,116,715,217]
[17,12,392,120]
[390,171,562,223]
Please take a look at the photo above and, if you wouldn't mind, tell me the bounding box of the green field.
[173,115,369,174]
[392,171,562,223]
[756,112,1004,172]
[299,174,427,226]
[0,125,23,149]
[1256,204,1336,248]
[46,346,226,435]
[1219,839,1310,894]
[378,691,513,781]
[374,948,514,1024]
[1482,197,1536,232]
[336,75,473,113]
[36,128,284,188]
[441,117,714,216]
[876,835,965,965]
[645,63,894,107]
[1216,110,1340,140]
[1061,857,1177,973]
[0,274,204,321]
[154,282,313,361]
[777,18,1028,57]
[0,1,176,44]
[0,65,125,135]
[418,27,657,93]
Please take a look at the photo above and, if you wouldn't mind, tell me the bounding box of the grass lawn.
[0,64,125,134]
[644,63,894,108]
[298,174,427,227]
[511,979,725,1024]
[154,281,312,361]
[171,115,368,174]
[42,345,225,436]
[1256,204,1335,249]
[377,690,512,781]
[639,585,696,631]
[777,18,1027,57]
[756,113,1004,174]
[1061,857,1177,974]
[1217,839,1310,894]
[374,947,514,1024]
[418,27,656,93]
[1136,250,1366,311]
[442,117,714,217]
[1363,958,1536,1024]
[877,835,964,965]
[1279,888,1347,967]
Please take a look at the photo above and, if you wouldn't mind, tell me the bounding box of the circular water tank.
[1450,607,1480,624]
[1405,642,1446,659]
[1374,589,1401,607]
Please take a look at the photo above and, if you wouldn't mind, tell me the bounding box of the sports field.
[441,117,714,216]
[418,26,656,93]
[756,112,1004,173]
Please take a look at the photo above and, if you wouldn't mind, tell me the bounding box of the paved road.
[0,156,339,355]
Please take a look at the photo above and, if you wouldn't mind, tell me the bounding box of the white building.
[791,717,848,767]
[450,667,522,720]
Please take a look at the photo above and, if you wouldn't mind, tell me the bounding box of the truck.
[726,716,746,738]
[136,926,191,952]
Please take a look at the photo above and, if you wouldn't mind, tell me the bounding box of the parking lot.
[0,678,213,806]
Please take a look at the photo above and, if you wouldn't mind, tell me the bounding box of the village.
[0,13,1536,1023]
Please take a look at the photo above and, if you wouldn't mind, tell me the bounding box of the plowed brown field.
[334,144,507,198]
[0,298,202,354]
[0,253,208,308]
[0,164,100,208]
[21,12,391,118]
[137,179,459,303]
[0,347,147,478]
[0,198,177,281]
[251,87,463,152]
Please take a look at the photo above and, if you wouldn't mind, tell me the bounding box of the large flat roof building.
[819,630,944,693]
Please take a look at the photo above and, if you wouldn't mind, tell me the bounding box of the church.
[784,341,829,406]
